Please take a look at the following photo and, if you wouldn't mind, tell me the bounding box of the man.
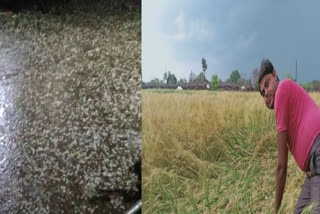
[259,59,320,214]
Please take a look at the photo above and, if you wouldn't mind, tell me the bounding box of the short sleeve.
[274,82,289,132]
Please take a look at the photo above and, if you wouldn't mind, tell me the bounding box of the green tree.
[202,58,207,73]
[286,71,296,81]
[312,80,320,90]
[229,70,241,83]
[167,72,177,85]
[310,81,314,89]
[163,72,168,82]
[178,78,187,84]
[195,72,206,84]
[163,71,177,85]
[150,78,160,85]
[211,74,218,90]
[300,82,312,90]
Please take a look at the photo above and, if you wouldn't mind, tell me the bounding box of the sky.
[142,0,320,83]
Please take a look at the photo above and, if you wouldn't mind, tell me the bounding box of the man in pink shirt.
[259,59,320,214]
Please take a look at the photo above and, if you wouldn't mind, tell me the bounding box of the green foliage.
[300,81,320,91]
[310,81,314,89]
[286,71,296,81]
[228,70,241,83]
[143,77,166,88]
[312,80,320,90]
[167,74,177,85]
[163,71,177,85]
[211,74,218,91]
[202,58,207,73]
[300,82,312,90]
[150,78,160,85]
[195,72,206,84]
[178,78,187,84]
[163,72,168,82]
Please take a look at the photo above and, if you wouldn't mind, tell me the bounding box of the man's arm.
[275,130,289,214]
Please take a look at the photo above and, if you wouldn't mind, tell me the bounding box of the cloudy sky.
[142,0,320,83]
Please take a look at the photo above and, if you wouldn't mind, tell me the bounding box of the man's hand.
[275,131,289,214]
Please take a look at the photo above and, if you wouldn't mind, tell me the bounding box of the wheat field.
[142,89,320,214]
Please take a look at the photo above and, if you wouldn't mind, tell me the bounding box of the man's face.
[259,70,279,109]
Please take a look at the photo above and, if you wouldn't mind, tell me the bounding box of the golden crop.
[142,90,320,214]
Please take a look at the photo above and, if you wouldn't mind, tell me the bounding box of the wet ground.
[0,6,141,214]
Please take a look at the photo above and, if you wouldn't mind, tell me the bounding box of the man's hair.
[258,59,279,93]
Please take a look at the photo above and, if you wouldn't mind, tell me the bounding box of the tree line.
[143,58,252,90]
[143,58,320,91]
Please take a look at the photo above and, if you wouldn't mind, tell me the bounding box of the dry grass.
[142,89,320,214]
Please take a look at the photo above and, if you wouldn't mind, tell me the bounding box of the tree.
[189,71,196,83]
[163,72,168,82]
[300,82,312,90]
[163,71,177,85]
[252,68,259,90]
[228,70,241,83]
[167,72,177,85]
[195,72,206,84]
[312,80,320,90]
[144,78,161,88]
[150,78,160,85]
[286,71,295,81]
[202,58,207,73]
[178,78,187,84]
[211,74,218,90]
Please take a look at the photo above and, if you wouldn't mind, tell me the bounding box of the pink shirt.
[275,79,320,172]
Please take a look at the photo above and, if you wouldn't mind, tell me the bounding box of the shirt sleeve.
[275,83,289,133]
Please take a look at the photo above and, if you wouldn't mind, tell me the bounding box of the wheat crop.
[142,89,320,214]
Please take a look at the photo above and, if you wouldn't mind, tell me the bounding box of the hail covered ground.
[0,2,141,213]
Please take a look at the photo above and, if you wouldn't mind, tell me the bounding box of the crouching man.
[258,59,320,214]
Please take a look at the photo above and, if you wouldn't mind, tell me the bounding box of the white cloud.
[224,32,257,60]
[235,32,257,51]
[143,17,187,81]
[172,10,215,41]
[175,11,184,30]
[142,1,221,82]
